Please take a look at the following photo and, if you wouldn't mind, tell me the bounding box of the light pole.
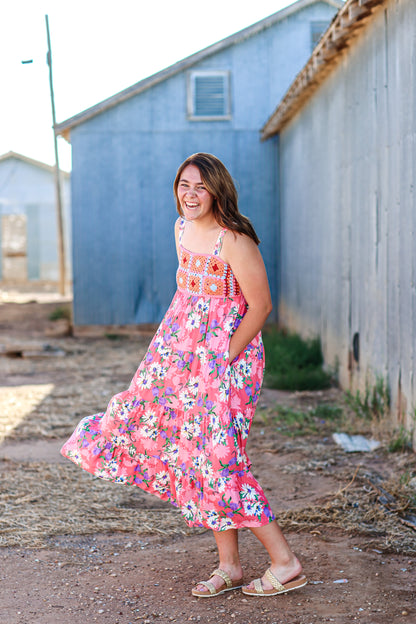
[45,14,66,296]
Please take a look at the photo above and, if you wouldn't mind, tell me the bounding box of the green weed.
[262,328,332,391]
[388,426,413,453]
[104,333,123,340]
[268,403,344,437]
[48,306,71,322]
[344,376,390,422]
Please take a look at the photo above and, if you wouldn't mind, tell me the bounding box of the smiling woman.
[176,165,214,224]
[60,152,306,599]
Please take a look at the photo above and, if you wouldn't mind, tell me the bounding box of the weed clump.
[48,306,71,322]
[263,328,332,391]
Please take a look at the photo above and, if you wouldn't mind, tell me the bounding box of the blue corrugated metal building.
[56,0,341,326]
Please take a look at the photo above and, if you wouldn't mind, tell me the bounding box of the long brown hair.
[173,153,260,245]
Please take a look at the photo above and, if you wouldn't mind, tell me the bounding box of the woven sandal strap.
[265,568,285,591]
[198,580,217,595]
[211,568,232,588]
[253,578,264,594]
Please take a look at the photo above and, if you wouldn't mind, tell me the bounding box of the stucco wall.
[278,0,416,442]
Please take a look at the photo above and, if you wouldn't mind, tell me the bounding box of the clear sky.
[1,0,294,171]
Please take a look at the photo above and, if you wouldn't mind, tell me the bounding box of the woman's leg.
[246,520,302,589]
[193,529,244,591]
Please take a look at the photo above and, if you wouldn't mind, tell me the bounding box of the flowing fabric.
[61,221,275,530]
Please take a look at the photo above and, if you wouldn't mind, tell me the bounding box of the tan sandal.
[242,568,307,596]
[191,568,244,598]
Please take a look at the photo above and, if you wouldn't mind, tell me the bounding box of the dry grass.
[1,459,415,553]
[0,460,201,548]
[278,468,416,555]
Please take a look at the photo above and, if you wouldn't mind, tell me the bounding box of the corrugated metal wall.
[278,0,416,442]
[69,2,339,326]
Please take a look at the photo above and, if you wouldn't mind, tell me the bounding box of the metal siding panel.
[278,0,416,431]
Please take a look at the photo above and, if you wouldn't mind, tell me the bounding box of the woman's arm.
[221,232,272,362]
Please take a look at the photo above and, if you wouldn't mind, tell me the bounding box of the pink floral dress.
[61,220,275,531]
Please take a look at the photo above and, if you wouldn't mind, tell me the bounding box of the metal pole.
[45,14,66,296]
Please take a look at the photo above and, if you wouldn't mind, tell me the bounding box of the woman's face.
[177,164,215,223]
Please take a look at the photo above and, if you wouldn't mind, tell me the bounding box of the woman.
[61,153,306,597]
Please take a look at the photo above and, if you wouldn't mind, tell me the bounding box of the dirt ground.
[0,298,415,624]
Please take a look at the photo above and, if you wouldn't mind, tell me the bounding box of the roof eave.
[262,0,385,140]
[0,150,70,176]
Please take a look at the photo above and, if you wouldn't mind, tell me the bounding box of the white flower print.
[112,433,130,447]
[179,389,195,410]
[107,460,119,477]
[196,346,207,363]
[186,310,201,330]
[223,316,235,332]
[206,510,220,529]
[157,344,172,359]
[219,517,236,530]
[149,362,162,379]
[195,298,209,314]
[242,425,250,440]
[233,411,245,431]
[236,360,252,378]
[241,484,258,500]
[68,449,81,464]
[236,449,246,465]
[183,499,197,521]
[219,385,230,403]
[143,425,158,440]
[153,482,169,495]
[155,471,169,485]
[201,462,213,480]
[187,376,199,397]
[137,371,152,389]
[213,430,227,446]
[216,477,227,492]
[231,372,244,389]
[181,421,194,440]
[141,409,157,424]
[242,500,257,516]
[192,455,203,470]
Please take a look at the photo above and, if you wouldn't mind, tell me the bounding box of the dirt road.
[0,300,415,623]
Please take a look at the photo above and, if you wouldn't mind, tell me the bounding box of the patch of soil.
[1,300,415,623]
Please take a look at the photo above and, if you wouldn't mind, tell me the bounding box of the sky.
[1,0,295,172]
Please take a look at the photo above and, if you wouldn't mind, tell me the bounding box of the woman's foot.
[192,564,244,596]
[243,556,302,592]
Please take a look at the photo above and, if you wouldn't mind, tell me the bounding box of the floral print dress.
[61,220,275,531]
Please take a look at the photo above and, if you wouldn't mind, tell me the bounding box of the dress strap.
[178,218,185,244]
[213,229,227,256]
